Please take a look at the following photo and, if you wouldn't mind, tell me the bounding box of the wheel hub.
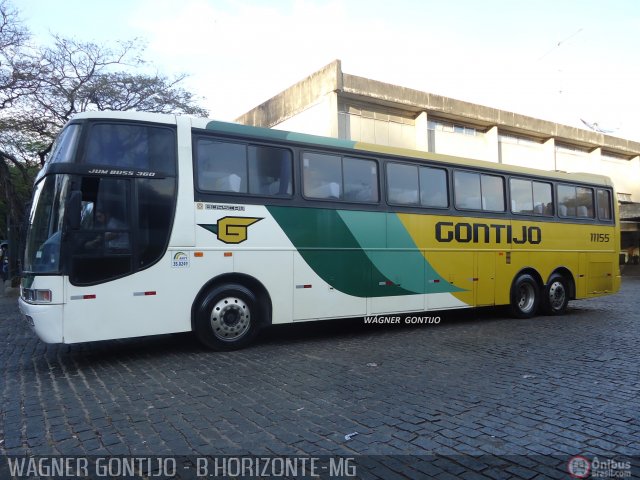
[518,284,535,312]
[210,296,250,341]
[548,281,566,309]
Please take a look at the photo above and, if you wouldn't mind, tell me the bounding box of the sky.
[15,0,640,141]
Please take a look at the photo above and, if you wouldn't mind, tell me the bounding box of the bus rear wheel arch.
[509,272,541,318]
[193,282,266,351]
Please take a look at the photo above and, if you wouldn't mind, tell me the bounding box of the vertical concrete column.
[485,126,500,163]
[327,91,339,138]
[627,156,640,201]
[543,137,556,171]
[415,111,429,152]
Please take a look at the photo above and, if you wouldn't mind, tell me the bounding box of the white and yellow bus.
[19,111,620,350]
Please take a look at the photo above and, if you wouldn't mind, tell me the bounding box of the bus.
[19,111,621,350]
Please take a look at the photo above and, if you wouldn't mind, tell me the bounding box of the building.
[236,60,640,261]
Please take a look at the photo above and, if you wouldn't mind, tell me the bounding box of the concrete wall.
[499,136,547,169]
[235,59,640,202]
[274,92,337,138]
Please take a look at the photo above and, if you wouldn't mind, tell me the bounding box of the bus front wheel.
[194,283,261,350]
[541,274,569,315]
[510,273,539,318]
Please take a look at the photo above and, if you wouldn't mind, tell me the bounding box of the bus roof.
[69,111,615,188]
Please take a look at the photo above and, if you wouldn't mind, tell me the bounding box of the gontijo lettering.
[436,221,542,244]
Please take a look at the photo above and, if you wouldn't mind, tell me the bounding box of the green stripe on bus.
[337,210,462,294]
[205,121,357,150]
[267,206,462,297]
[267,206,414,297]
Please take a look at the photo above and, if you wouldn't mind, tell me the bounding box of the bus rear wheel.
[510,273,539,318]
[541,274,569,315]
[194,283,261,350]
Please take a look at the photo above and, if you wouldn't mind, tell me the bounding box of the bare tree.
[0,0,43,110]
[0,0,208,241]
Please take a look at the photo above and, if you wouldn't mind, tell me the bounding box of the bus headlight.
[22,288,52,303]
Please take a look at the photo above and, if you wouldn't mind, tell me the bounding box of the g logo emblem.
[199,217,262,244]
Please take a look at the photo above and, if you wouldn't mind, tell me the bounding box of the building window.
[428,119,477,136]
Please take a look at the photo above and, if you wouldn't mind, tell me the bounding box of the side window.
[80,178,131,252]
[558,184,594,218]
[70,177,133,285]
[597,189,612,220]
[248,145,292,196]
[557,184,576,217]
[195,138,293,196]
[85,123,176,174]
[533,181,553,215]
[387,163,419,205]
[137,177,176,268]
[511,179,553,215]
[454,171,504,211]
[196,139,247,193]
[419,167,448,208]
[510,179,533,214]
[454,171,481,210]
[303,152,342,199]
[302,152,378,202]
[481,174,505,211]
[343,157,378,202]
[576,187,594,218]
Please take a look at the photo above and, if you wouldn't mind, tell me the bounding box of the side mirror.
[66,191,82,230]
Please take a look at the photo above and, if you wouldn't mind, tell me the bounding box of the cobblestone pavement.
[0,277,639,478]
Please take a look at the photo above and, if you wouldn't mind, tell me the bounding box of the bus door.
[475,251,496,306]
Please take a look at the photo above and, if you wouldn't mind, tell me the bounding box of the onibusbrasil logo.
[568,456,591,479]
[199,217,263,244]
[568,455,632,479]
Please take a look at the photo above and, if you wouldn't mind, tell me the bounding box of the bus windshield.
[23,175,72,273]
[47,124,81,164]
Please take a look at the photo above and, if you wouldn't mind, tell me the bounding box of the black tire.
[194,283,262,351]
[541,273,569,316]
[509,273,540,318]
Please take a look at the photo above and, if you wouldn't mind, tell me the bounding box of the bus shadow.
[256,307,501,347]
[41,305,594,367]
[44,307,498,365]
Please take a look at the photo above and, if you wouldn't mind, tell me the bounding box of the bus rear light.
[22,289,52,303]
[134,291,157,296]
